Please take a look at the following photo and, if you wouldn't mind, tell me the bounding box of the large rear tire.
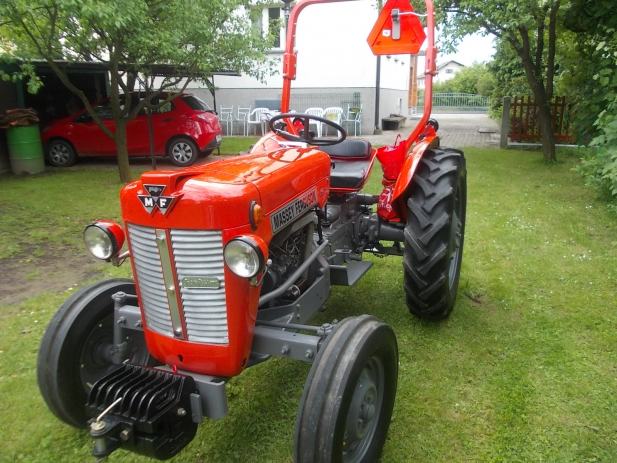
[403,148,466,320]
[295,315,398,463]
[37,279,150,428]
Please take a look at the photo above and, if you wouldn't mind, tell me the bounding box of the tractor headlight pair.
[224,237,264,278]
[84,221,125,260]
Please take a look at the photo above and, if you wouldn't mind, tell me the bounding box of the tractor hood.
[120,147,331,230]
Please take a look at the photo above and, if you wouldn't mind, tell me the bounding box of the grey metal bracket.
[330,260,373,286]
[391,8,427,40]
[157,366,228,422]
[251,325,321,363]
[392,8,402,40]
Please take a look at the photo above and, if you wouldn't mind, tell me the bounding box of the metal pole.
[374,55,382,134]
[373,0,383,135]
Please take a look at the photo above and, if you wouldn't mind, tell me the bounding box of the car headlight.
[224,237,264,278]
[84,221,125,260]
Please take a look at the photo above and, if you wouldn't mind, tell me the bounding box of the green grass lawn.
[0,147,616,462]
[0,136,258,260]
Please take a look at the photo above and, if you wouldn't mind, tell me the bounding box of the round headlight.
[224,237,264,278]
[84,221,124,260]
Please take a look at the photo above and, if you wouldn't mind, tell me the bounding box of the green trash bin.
[6,124,45,175]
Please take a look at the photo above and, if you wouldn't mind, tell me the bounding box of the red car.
[42,93,222,167]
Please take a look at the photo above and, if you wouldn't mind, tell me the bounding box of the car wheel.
[168,137,199,166]
[47,139,77,167]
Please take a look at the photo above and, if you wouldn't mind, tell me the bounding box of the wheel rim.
[49,143,70,165]
[171,141,194,164]
[447,177,464,287]
[342,356,385,462]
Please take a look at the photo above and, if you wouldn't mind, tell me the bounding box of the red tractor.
[37,0,466,461]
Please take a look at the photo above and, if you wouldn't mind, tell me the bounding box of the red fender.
[376,133,437,222]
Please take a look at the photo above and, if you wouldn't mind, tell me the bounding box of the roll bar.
[280,0,436,151]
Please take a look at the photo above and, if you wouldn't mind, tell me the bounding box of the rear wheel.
[37,279,150,428]
[46,139,77,167]
[168,137,199,166]
[295,315,398,463]
[403,148,466,320]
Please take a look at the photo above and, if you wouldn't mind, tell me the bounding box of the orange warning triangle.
[367,0,426,55]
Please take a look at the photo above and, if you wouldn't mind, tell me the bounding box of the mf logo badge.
[138,184,176,215]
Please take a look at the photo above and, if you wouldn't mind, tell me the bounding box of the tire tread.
[403,148,466,319]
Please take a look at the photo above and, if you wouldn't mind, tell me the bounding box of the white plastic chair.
[304,107,324,138]
[219,106,234,135]
[322,107,344,137]
[342,104,363,136]
[236,106,251,136]
[247,107,270,136]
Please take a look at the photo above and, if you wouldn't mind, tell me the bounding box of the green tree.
[436,0,563,161]
[0,0,270,182]
[565,0,617,203]
[433,63,495,95]
[562,0,617,142]
[488,40,531,117]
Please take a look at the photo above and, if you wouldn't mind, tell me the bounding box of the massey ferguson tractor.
[37,0,466,461]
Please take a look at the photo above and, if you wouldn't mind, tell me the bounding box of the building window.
[445,68,454,74]
[253,6,284,51]
[268,7,281,49]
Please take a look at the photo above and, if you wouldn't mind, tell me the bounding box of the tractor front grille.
[127,224,229,344]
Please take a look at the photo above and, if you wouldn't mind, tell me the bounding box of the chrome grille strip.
[171,229,228,344]
[127,224,173,337]
[154,229,185,338]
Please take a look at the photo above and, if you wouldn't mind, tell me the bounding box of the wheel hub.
[343,357,385,461]
[172,143,192,163]
[50,145,69,163]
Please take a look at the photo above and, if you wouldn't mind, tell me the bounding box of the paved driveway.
[362,113,500,148]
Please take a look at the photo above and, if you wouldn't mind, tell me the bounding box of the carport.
[0,61,239,173]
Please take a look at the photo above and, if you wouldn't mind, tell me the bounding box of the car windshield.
[182,95,212,111]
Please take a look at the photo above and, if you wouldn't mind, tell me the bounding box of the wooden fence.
[505,96,574,145]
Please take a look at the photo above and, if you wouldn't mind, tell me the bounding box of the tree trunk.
[536,99,557,162]
[115,119,131,183]
[108,60,132,183]
[514,38,557,162]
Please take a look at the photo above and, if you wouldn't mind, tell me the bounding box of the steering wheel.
[269,113,347,146]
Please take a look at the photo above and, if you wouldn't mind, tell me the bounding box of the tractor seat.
[319,140,373,190]
[319,139,372,159]
[329,159,372,189]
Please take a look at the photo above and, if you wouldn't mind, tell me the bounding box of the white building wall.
[213,0,408,90]
[433,62,464,85]
[197,0,412,133]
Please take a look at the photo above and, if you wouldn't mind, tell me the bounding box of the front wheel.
[403,148,467,320]
[37,279,151,428]
[295,315,398,463]
[167,137,199,166]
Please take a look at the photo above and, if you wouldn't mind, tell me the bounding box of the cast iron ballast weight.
[37,0,467,461]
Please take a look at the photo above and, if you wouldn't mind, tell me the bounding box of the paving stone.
[357,113,500,149]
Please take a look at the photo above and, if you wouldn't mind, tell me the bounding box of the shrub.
[576,97,617,203]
